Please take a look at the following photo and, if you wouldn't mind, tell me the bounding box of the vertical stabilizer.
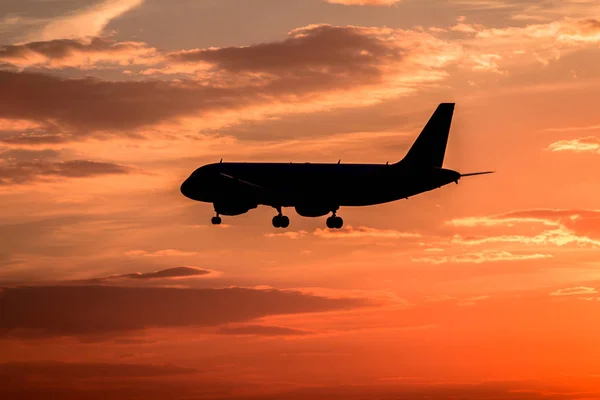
[399,103,455,168]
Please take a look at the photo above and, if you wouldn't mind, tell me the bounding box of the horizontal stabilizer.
[460,171,495,178]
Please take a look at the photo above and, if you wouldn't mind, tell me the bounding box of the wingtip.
[460,171,496,178]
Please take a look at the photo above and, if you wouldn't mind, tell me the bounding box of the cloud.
[449,17,600,70]
[0,361,196,380]
[550,286,597,296]
[0,37,158,69]
[0,159,133,185]
[447,209,600,247]
[264,231,308,239]
[324,0,402,6]
[456,295,490,307]
[0,24,460,136]
[216,325,310,336]
[0,285,370,338]
[0,368,587,400]
[87,266,213,282]
[453,0,600,21]
[2,17,600,140]
[313,226,421,239]
[164,24,402,75]
[24,0,145,42]
[548,136,600,153]
[0,132,72,146]
[543,124,600,133]
[411,251,552,264]
[124,249,199,257]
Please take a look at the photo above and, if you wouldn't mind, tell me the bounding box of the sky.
[1,0,600,399]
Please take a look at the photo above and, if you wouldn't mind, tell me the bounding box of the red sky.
[1,0,600,399]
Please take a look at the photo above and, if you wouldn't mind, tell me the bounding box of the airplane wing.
[219,172,264,190]
[460,171,495,178]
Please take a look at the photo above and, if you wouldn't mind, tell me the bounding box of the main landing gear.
[326,212,343,229]
[272,207,290,228]
[211,214,222,225]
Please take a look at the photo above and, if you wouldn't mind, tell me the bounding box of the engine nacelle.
[214,201,257,216]
[295,205,331,218]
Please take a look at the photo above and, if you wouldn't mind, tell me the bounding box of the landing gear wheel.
[211,216,222,225]
[272,215,281,228]
[326,215,343,229]
[326,217,335,229]
[334,216,343,229]
[272,215,290,228]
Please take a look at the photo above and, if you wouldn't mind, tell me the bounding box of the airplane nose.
[180,178,193,199]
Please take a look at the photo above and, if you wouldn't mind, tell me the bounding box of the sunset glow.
[2,1,600,399]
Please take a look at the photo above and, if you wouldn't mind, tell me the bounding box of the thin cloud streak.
[548,137,600,153]
[0,285,370,338]
[550,286,597,296]
[24,0,145,42]
[411,250,552,264]
[314,226,421,239]
[0,159,133,186]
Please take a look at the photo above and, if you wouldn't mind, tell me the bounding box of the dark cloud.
[0,37,154,65]
[168,24,401,75]
[0,25,424,135]
[254,382,597,400]
[86,266,213,282]
[0,361,209,400]
[217,325,310,336]
[0,159,132,185]
[0,361,196,380]
[0,369,590,400]
[0,285,370,338]
[0,132,73,145]
[0,147,62,161]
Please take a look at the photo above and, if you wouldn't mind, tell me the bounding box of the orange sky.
[1,0,600,399]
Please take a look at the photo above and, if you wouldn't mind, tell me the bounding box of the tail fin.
[398,103,455,168]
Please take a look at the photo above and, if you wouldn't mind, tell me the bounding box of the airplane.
[180,103,494,229]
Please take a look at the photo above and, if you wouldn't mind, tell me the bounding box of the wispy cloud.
[447,209,600,247]
[86,266,213,282]
[547,136,600,153]
[314,226,421,239]
[411,250,551,264]
[0,37,158,69]
[550,286,597,296]
[216,325,310,336]
[124,249,199,257]
[24,0,145,42]
[0,285,369,338]
[0,159,133,186]
[264,231,308,239]
[543,124,600,133]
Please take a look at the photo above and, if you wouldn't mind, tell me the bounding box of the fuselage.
[180,161,461,208]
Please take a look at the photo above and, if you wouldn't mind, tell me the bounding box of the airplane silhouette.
[180,103,494,229]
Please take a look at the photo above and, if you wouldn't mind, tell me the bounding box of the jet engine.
[294,205,331,218]
[214,201,257,216]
